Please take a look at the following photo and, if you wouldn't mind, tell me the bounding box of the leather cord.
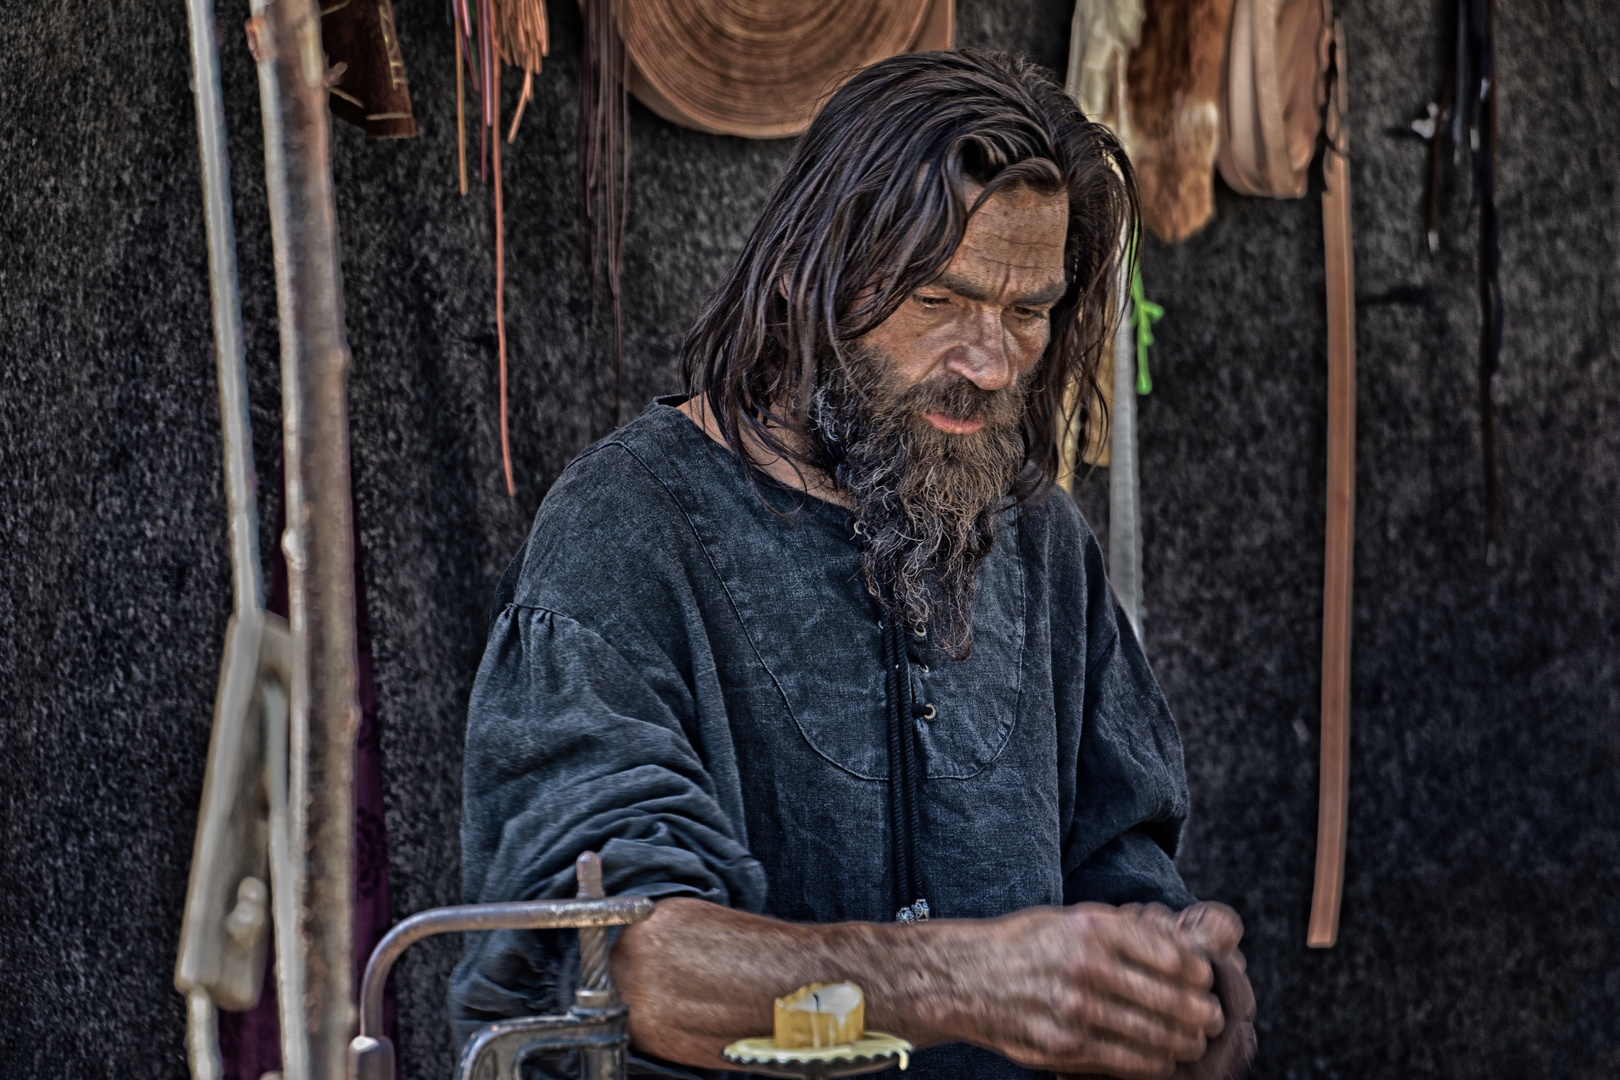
[1469,0,1503,553]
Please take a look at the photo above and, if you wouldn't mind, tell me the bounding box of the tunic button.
[912,703,936,721]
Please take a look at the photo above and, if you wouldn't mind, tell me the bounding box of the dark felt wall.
[2,0,1617,1077]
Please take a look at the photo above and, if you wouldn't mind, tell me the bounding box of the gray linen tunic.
[451,400,1194,1078]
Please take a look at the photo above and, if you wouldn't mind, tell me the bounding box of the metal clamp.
[349,853,654,1080]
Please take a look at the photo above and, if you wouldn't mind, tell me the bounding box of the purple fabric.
[216,500,395,1080]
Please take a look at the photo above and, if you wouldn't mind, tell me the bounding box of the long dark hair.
[681,49,1138,504]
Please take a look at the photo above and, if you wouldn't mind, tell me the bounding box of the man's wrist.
[813,917,979,1048]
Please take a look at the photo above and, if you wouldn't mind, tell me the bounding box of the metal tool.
[174,0,299,1075]
[348,853,655,1080]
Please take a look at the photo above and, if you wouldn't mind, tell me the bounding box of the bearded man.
[452,50,1255,1080]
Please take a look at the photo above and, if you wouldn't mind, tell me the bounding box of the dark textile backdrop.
[2,0,1616,1077]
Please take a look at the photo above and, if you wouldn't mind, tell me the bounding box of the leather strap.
[1307,16,1354,949]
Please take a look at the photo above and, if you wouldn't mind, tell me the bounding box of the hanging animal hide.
[1125,0,1234,242]
[321,0,417,138]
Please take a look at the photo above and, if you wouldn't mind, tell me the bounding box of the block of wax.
[773,982,865,1049]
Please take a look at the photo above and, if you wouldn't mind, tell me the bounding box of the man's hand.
[1078,902,1256,1080]
[938,902,1224,1078]
[612,898,1231,1078]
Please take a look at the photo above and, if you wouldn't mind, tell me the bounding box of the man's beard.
[807,342,1029,661]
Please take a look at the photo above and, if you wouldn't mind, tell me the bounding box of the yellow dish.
[722,1032,913,1071]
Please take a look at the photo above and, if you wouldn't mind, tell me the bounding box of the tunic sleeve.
[1056,508,1196,910]
[449,600,767,1043]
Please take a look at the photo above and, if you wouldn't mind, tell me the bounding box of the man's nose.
[943,309,1012,391]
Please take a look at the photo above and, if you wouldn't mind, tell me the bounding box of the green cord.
[1129,266,1163,395]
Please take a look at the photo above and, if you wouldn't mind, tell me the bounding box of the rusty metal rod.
[248,0,361,1075]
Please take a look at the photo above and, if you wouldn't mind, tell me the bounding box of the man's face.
[859,184,1070,433]
[807,184,1069,660]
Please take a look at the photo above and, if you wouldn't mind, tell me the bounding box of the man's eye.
[1010,307,1047,322]
[913,294,949,308]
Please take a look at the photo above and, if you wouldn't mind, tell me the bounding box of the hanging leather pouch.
[1217,0,1331,198]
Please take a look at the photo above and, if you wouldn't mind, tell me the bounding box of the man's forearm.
[610,896,1225,1077]
[610,897,962,1067]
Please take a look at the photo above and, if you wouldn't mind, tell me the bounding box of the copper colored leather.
[321,0,417,139]
[1207,0,1355,950]
[1307,17,1353,951]
[619,0,948,138]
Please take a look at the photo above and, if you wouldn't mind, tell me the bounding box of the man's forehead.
[960,185,1068,244]
[936,186,1069,299]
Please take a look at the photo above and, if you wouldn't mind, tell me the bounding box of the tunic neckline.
[645,395,858,540]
